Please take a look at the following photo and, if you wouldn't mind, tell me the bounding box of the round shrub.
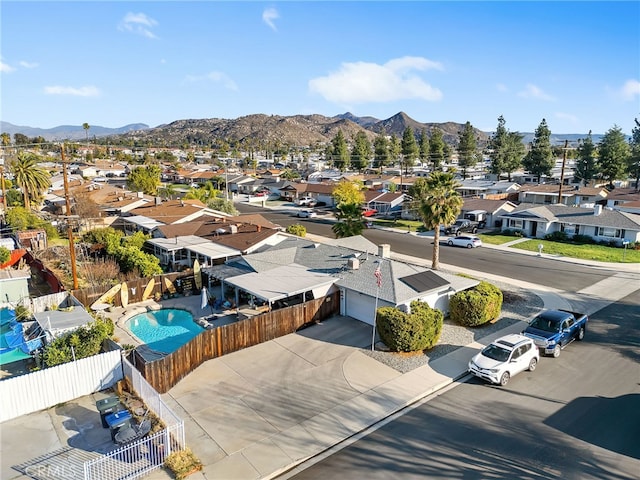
[449,281,503,327]
[286,224,306,237]
[376,300,443,352]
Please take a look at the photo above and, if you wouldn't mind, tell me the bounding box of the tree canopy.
[598,125,630,188]
[127,164,161,195]
[456,121,481,179]
[575,131,598,186]
[522,118,554,182]
[409,171,462,270]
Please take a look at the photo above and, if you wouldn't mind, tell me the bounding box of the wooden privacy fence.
[71,272,192,309]
[131,292,340,393]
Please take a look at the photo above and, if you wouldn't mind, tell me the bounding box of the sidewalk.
[148,237,639,480]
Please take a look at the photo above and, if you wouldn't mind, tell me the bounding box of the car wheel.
[448,240,454,246]
[552,345,561,358]
[577,326,585,341]
[455,230,461,236]
[528,357,537,371]
[499,372,510,386]
[466,243,472,249]
[472,227,478,234]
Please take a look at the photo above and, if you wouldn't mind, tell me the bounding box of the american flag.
[374,264,382,288]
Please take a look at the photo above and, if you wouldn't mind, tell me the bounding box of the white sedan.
[468,334,539,386]
[447,235,482,248]
[297,209,317,218]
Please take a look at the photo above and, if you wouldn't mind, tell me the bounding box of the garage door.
[345,290,375,325]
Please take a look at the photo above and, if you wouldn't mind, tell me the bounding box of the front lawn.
[478,232,518,245]
[371,219,425,232]
[511,239,640,263]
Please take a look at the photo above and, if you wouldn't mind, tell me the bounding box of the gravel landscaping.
[362,282,544,373]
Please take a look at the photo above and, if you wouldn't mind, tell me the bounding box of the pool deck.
[104,295,240,352]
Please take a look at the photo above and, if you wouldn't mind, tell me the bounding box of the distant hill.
[0,121,149,141]
[2,114,602,147]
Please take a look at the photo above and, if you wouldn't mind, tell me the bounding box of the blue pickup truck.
[522,309,588,358]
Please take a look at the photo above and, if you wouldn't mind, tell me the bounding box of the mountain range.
[1,113,600,146]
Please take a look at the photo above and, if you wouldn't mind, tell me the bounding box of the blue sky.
[2,1,639,135]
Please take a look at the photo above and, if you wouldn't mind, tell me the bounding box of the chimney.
[378,244,390,259]
[594,205,602,216]
[155,197,162,205]
[347,257,360,270]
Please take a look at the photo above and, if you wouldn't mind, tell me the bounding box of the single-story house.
[605,188,640,214]
[499,204,640,245]
[203,236,478,324]
[517,184,609,207]
[0,269,30,304]
[459,198,518,229]
[363,191,405,216]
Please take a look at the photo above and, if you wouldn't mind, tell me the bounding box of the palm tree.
[10,152,51,210]
[82,123,90,145]
[332,203,365,238]
[409,171,463,270]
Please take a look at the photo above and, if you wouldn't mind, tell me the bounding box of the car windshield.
[529,316,561,332]
[481,344,510,362]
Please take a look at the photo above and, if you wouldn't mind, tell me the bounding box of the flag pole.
[372,260,383,351]
[372,285,379,351]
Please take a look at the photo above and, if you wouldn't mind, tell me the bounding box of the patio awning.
[224,263,337,303]
[33,308,95,340]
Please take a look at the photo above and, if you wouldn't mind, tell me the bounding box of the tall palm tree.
[82,123,90,145]
[409,171,463,270]
[10,152,51,210]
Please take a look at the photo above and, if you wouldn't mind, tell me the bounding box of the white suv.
[468,334,539,386]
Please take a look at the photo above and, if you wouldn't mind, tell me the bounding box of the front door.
[531,221,538,237]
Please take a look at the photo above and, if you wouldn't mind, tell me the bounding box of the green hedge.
[376,300,443,352]
[449,281,503,327]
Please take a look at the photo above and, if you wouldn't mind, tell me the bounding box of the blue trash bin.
[105,410,132,441]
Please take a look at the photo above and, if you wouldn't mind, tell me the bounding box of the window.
[509,219,524,229]
[561,223,576,234]
[597,227,622,238]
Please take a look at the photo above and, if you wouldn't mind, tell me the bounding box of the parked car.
[443,219,479,235]
[297,197,317,206]
[447,235,482,248]
[522,309,588,358]
[254,190,270,197]
[362,209,378,217]
[297,209,317,218]
[468,334,539,386]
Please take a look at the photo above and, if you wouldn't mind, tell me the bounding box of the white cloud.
[44,85,101,97]
[555,112,578,123]
[19,61,38,69]
[185,71,238,91]
[118,12,158,39]
[517,84,555,101]
[619,79,640,101]
[309,56,443,104]
[0,60,15,73]
[496,83,508,92]
[262,8,279,31]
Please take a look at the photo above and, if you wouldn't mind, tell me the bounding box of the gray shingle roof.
[505,204,640,230]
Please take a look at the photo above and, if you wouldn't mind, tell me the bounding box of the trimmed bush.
[571,234,595,245]
[286,224,306,237]
[376,300,443,352]
[449,281,503,327]
[545,231,569,242]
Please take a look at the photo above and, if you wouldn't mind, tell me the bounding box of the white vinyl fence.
[83,357,185,480]
[0,349,123,422]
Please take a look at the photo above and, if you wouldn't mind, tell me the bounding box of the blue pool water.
[126,309,204,354]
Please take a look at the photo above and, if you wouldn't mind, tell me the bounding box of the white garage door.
[345,290,375,325]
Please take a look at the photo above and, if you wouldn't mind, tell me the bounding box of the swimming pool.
[125,309,204,354]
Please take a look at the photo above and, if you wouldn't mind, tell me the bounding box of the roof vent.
[347,257,360,270]
[594,204,603,216]
[229,225,238,234]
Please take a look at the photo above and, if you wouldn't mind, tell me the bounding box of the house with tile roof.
[499,204,640,245]
[146,215,283,270]
[119,199,230,235]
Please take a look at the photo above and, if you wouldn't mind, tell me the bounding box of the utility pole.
[61,144,79,289]
[557,140,568,204]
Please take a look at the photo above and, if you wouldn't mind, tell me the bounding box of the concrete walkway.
[1,223,638,480]
[144,233,638,480]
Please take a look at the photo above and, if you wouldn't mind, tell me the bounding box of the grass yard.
[371,219,425,232]
[478,232,519,245]
[511,239,640,263]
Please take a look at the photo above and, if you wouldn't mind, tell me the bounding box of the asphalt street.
[283,289,640,480]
